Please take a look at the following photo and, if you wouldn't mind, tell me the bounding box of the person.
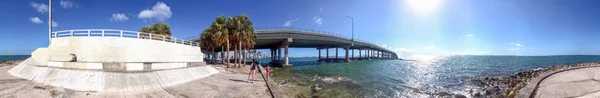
[265,64,270,81]
[247,59,257,83]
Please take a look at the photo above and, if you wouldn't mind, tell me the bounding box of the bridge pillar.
[284,44,289,65]
[271,49,274,61]
[335,47,339,61]
[326,48,329,62]
[318,48,321,62]
[344,47,351,62]
[367,49,371,60]
[278,48,281,60]
[351,49,354,59]
[359,49,362,60]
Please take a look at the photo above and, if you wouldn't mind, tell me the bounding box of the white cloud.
[138,2,172,21]
[313,16,323,25]
[30,17,43,24]
[380,44,388,47]
[508,43,524,47]
[396,48,412,52]
[30,2,49,13]
[110,13,129,22]
[319,8,323,12]
[506,43,524,51]
[51,21,58,28]
[466,34,473,37]
[60,0,75,8]
[283,18,299,26]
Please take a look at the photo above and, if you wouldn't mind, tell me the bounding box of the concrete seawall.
[48,37,203,63]
[8,58,219,92]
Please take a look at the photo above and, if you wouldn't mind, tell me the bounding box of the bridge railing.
[255,27,395,52]
[255,27,371,45]
[51,29,201,47]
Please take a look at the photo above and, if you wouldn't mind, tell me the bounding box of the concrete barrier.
[48,37,203,63]
[8,58,219,92]
[27,48,49,66]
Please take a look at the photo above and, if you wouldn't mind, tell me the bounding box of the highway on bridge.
[193,27,398,66]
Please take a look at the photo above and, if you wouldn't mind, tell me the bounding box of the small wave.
[396,84,467,98]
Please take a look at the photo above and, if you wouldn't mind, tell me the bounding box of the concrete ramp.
[7,58,219,92]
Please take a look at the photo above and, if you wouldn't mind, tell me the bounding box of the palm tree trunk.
[211,50,215,64]
[226,41,230,68]
[243,48,248,65]
[234,44,238,68]
[238,41,242,68]
[220,47,224,64]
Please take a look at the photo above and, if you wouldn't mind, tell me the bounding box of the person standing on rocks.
[248,59,257,83]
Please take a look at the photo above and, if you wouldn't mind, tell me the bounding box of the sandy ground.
[0,64,270,98]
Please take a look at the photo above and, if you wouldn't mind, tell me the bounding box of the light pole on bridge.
[345,16,354,41]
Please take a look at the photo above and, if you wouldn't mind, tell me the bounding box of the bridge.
[193,27,398,66]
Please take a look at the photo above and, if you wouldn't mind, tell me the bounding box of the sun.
[404,0,443,15]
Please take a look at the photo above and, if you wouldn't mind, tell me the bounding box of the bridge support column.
[367,49,370,60]
[359,49,362,60]
[281,38,292,66]
[271,49,274,61]
[318,48,322,62]
[278,48,281,60]
[326,48,329,62]
[335,47,339,61]
[344,47,351,62]
[351,49,354,60]
[284,45,289,66]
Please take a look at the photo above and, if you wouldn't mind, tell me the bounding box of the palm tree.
[139,23,172,40]
[200,29,216,64]
[211,15,230,67]
[237,14,256,66]
[227,16,242,67]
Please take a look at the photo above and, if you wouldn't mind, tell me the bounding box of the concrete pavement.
[531,66,600,98]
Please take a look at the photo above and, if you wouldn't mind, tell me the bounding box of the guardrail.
[51,29,200,47]
[255,27,353,39]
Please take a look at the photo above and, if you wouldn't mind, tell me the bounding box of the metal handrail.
[51,29,201,47]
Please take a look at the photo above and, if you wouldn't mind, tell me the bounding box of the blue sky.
[1,0,600,58]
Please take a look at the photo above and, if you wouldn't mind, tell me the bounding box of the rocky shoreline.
[470,62,600,97]
[0,60,23,67]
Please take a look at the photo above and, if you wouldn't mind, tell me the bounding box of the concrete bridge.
[194,27,398,66]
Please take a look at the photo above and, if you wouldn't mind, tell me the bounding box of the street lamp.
[345,16,354,41]
[49,0,52,43]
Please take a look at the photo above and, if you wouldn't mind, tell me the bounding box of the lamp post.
[345,16,354,41]
[49,0,52,43]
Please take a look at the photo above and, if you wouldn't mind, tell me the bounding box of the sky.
[1,0,600,58]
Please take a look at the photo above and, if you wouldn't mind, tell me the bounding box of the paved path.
[535,66,600,98]
[0,65,270,98]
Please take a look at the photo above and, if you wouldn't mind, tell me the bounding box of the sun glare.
[404,0,443,15]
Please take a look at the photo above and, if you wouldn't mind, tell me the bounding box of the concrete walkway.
[533,66,600,98]
[0,65,270,98]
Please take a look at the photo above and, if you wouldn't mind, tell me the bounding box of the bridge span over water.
[194,27,398,66]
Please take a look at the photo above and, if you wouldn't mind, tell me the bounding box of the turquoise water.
[0,55,30,61]
[266,55,600,97]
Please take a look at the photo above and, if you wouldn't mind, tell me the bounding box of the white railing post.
[137,32,140,39]
[163,36,166,41]
[120,31,123,37]
[173,38,177,43]
[102,30,105,37]
[149,34,153,40]
[70,31,74,36]
[88,30,91,36]
[54,32,57,38]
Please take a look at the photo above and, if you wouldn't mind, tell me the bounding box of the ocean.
[0,55,30,61]
[264,55,600,97]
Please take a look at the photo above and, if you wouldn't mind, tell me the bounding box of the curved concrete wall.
[48,37,203,63]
